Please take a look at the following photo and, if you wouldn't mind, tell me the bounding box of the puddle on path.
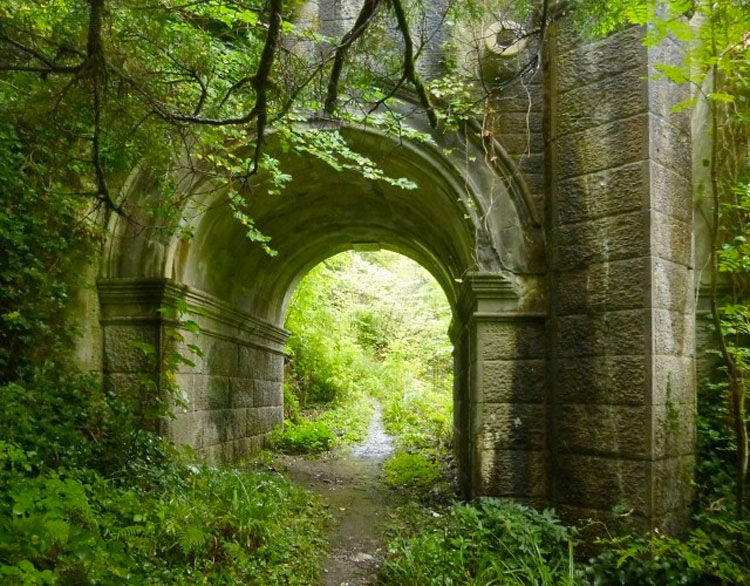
[278,402,395,586]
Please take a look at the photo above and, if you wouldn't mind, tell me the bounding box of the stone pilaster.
[452,273,547,503]
[98,278,288,463]
[544,18,695,532]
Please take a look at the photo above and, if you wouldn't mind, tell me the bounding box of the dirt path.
[277,403,394,586]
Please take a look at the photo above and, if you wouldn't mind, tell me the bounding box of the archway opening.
[279,250,455,490]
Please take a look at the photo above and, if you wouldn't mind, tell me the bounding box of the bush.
[384,453,441,488]
[381,498,583,585]
[272,420,335,454]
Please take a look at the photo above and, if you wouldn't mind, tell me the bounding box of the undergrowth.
[381,498,583,586]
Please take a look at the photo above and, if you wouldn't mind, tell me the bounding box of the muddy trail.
[277,403,395,586]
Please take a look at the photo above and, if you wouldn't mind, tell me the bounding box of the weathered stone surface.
[495,132,544,156]
[481,359,545,404]
[193,375,231,411]
[551,212,648,271]
[652,211,692,267]
[247,406,283,436]
[555,404,649,458]
[493,111,544,136]
[550,310,649,358]
[556,27,645,94]
[103,325,157,374]
[552,258,649,315]
[478,321,545,361]
[650,162,692,221]
[202,409,233,446]
[653,402,697,458]
[653,309,694,356]
[475,403,545,451]
[653,455,695,516]
[649,114,692,177]
[556,455,647,513]
[476,449,547,498]
[552,162,648,225]
[229,377,254,408]
[653,355,695,405]
[556,115,648,181]
[548,356,647,405]
[204,338,239,375]
[253,380,283,407]
[557,68,647,137]
[652,258,691,312]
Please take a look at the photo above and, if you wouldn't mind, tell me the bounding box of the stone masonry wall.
[454,275,547,504]
[544,18,695,532]
[99,279,286,464]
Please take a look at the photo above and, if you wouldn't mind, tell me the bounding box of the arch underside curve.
[97,115,547,496]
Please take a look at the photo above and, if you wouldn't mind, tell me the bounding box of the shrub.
[381,498,583,585]
[272,420,335,454]
[384,453,441,488]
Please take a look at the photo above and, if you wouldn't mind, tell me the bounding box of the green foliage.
[272,420,335,454]
[384,453,441,489]
[284,251,453,454]
[0,458,326,584]
[586,524,750,585]
[381,498,583,586]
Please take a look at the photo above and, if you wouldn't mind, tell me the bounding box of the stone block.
[229,377,254,408]
[551,309,649,358]
[204,337,238,376]
[549,356,647,405]
[552,162,648,226]
[491,81,543,113]
[254,380,283,407]
[650,162,692,222]
[653,455,695,516]
[556,454,647,513]
[202,409,232,446]
[492,111,544,136]
[239,346,284,382]
[103,325,158,374]
[481,359,545,404]
[495,132,544,156]
[653,354,695,405]
[479,321,545,361]
[649,113,692,177]
[229,408,248,440]
[476,449,547,498]
[194,375,231,411]
[557,68,647,137]
[652,258,691,312]
[653,402,697,458]
[652,210,692,267]
[653,309,694,357]
[168,412,203,449]
[556,27,646,95]
[551,212,649,271]
[556,114,648,181]
[475,403,545,451]
[247,406,283,435]
[555,404,649,458]
[551,258,649,316]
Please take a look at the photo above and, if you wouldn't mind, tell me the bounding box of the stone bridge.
[71,4,697,534]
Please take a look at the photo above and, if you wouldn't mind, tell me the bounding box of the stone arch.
[98,115,548,500]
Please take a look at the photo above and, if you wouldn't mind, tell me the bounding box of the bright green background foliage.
[280,251,453,460]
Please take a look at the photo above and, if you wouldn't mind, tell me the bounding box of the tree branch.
[390,0,437,128]
[324,0,383,115]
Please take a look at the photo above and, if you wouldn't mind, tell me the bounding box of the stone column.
[452,274,547,504]
[98,278,288,464]
[544,18,695,533]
